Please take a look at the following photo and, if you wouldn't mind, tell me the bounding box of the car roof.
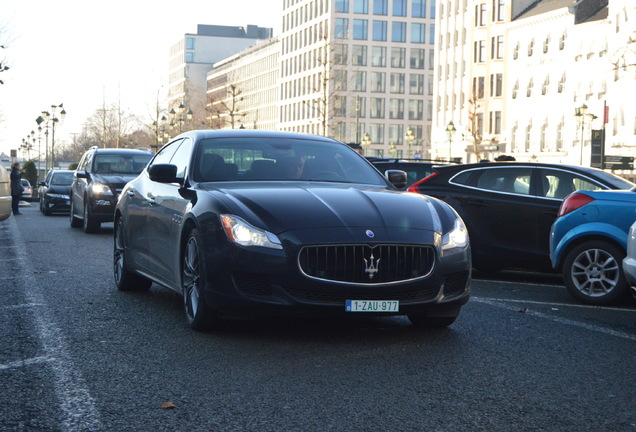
[433,161,613,174]
[90,148,153,154]
[173,129,343,144]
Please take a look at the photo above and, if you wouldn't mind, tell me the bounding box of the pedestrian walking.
[10,161,23,215]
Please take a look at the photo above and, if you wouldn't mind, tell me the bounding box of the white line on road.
[0,356,55,371]
[6,216,103,431]
[472,296,636,342]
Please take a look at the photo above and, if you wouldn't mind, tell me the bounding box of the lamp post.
[362,132,372,156]
[36,104,66,171]
[405,127,415,159]
[445,121,456,162]
[574,104,597,166]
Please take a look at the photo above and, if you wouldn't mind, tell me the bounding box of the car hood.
[202,183,444,235]
[47,185,72,194]
[92,173,139,186]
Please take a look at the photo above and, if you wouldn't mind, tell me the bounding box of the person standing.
[10,161,23,215]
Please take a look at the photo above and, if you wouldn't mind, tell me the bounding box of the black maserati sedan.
[114,130,471,331]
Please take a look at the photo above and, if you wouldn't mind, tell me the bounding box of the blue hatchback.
[550,188,636,304]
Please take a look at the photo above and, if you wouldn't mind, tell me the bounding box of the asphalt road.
[1,204,636,432]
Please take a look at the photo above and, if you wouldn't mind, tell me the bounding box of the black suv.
[367,158,451,190]
[70,146,153,233]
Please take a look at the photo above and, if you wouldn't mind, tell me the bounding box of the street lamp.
[405,127,415,159]
[362,132,372,156]
[36,104,66,171]
[445,121,456,162]
[574,104,597,165]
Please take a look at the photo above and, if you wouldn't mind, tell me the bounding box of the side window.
[151,139,183,166]
[540,169,603,199]
[476,168,532,195]
[169,138,193,177]
[83,152,94,172]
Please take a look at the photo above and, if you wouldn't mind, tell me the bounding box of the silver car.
[622,220,636,298]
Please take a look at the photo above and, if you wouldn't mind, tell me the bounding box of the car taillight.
[407,172,439,193]
[557,192,595,218]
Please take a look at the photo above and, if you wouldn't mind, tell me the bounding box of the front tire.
[83,200,101,233]
[562,240,628,304]
[114,218,152,292]
[182,229,220,331]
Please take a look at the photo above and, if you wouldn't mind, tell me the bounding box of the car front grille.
[298,244,435,285]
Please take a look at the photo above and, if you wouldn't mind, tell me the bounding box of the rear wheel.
[182,229,220,331]
[562,240,628,304]
[69,199,82,227]
[114,218,152,292]
[83,200,101,233]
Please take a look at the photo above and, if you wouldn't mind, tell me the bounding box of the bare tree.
[466,95,483,162]
[218,84,245,129]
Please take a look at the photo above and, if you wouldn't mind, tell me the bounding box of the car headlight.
[220,214,283,250]
[442,218,469,256]
[91,182,113,196]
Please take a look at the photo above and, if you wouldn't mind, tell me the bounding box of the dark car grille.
[298,244,435,285]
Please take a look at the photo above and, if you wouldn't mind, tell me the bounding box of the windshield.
[194,137,387,186]
[51,172,74,185]
[93,154,152,175]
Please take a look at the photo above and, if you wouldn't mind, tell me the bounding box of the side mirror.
[149,164,180,184]
[75,170,88,179]
[385,170,408,189]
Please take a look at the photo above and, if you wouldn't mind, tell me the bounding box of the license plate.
[345,300,399,312]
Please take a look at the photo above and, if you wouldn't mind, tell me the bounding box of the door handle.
[127,190,135,197]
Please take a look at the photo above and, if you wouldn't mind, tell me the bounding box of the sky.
[0,0,282,158]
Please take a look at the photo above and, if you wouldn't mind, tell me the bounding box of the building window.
[409,100,424,120]
[429,23,435,44]
[542,75,550,95]
[390,73,405,93]
[370,98,386,118]
[493,0,504,21]
[391,47,406,67]
[186,37,195,50]
[543,35,550,53]
[354,0,368,14]
[490,73,502,97]
[410,48,425,69]
[353,19,368,39]
[526,78,533,97]
[389,99,405,119]
[333,70,348,91]
[474,40,486,63]
[374,0,388,15]
[335,18,349,38]
[372,20,387,41]
[185,52,195,63]
[560,32,566,50]
[413,0,426,17]
[528,39,534,56]
[409,74,424,94]
[558,73,565,93]
[392,22,406,42]
[372,46,387,66]
[472,76,485,99]
[477,113,484,136]
[352,45,367,65]
[336,0,349,12]
[540,121,548,151]
[512,80,519,99]
[557,119,564,150]
[475,3,487,26]
[371,72,386,92]
[489,111,502,134]
[393,0,407,16]
[513,42,519,59]
[352,71,367,91]
[491,35,503,59]
[411,23,426,43]
[334,95,347,116]
[333,44,348,65]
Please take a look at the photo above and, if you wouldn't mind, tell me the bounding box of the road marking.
[0,356,54,371]
[6,216,103,431]
[473,297,636,342]
[474,296,636,313]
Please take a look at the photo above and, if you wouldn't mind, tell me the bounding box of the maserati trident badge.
[364,253,380,279]
[365,230,375,238]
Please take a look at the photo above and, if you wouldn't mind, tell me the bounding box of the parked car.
[622,220,636,299]
[38,170,75,215]
[70,146,153,233]
[550,189,636,304]
[407,162,634,273]
[114,130,472,331]
[367,158,450,190]
[20,179,33,201]
[0,164,10,221]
